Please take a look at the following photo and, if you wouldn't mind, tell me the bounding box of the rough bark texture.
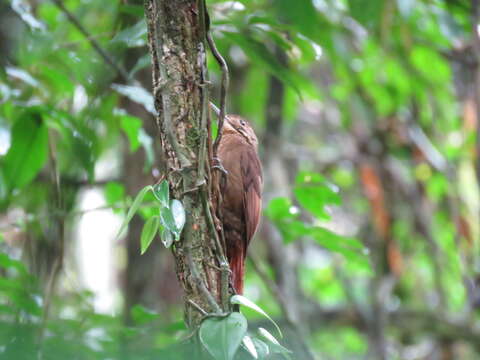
[144,0,227,328]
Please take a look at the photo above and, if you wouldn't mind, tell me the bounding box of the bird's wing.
[241,147,263,245]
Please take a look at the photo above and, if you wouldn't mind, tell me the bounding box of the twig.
[200,189,230,309]
[51,0,130,82]
[197,0,209,186]
[201,1,230,309]
[186,250,222,314]
[188,299,208,316]
[207,30,229,155]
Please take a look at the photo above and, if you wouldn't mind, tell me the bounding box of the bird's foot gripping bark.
[212,157,228,175]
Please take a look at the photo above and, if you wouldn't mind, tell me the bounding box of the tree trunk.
[144,0,229,328]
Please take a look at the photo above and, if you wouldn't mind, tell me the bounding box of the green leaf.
[116,185,152,239]
[161,228,174,248]
[258,328,291,356]
[160,207,176,234]
[140,216,160,254]
[311,227,364,250]
[104,182,125,207]
[6,66,39,87]
[348,0,384,28]
[273,0,321,41]
[159,199,185,242]
[231,295,282,338]
[10,0,46,30]
[0,169,7,203]
[38,66,74,97]
[130,54,151,78]
[294,171,340,220]
[0,253,28,275]
[3,113,48,191]
[311,228,371,271]
[222,31,307,97]
[111,20,147,48]
[119,4,144,17]
[279,220,311,244]
[265,197,297,221]
[111,84,155,115]
[46,109,99,181]
[242,336,258,359]
[153,180,169,208]
[138,128,154,172]
[199,312,248,360]
[252,337,270,359]
[410,46,451,85]
[170,199,186,239]
[130,304,159,325]
[120,115,142,152]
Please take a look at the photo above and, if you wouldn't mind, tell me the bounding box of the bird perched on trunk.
[212,104,263,294]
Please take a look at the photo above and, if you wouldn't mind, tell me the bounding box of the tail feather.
[229,250,245,294]
[224,210,248,294]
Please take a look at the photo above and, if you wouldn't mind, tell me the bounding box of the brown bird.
[214,108,263,294]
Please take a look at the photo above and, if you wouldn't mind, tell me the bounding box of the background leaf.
[2,112,48,192]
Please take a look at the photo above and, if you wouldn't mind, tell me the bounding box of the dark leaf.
[199,313,248,360]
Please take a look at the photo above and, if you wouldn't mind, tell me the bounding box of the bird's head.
[209,102,258,148]
[223,114,258,148]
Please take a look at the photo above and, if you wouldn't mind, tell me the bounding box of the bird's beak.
[210,102,233,126]
[209,102,221,117]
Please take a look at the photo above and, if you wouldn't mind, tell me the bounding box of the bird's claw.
[212,157,228,175]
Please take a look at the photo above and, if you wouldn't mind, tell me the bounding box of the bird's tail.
[229,251,245,294]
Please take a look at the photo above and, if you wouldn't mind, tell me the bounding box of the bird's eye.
[240,120,246,126]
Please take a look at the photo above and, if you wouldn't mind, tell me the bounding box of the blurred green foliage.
[1,0,479,359]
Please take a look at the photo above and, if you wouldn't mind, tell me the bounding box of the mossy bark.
[144,0,228,329]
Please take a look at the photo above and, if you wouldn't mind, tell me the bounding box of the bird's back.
[217,130,262,293]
